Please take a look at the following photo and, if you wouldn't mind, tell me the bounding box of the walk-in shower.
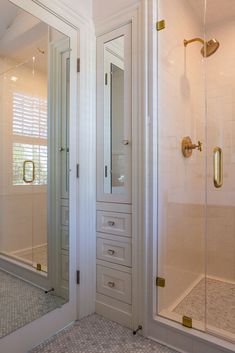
[156,0,235,345]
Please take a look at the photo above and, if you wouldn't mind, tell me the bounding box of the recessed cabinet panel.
[97,24,132,203]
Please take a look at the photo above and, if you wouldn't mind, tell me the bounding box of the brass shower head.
[184,37,220,57]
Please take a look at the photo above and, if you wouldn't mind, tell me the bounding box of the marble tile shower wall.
[157,0,206,311]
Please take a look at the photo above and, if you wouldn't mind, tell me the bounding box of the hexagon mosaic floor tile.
[0,269,66,338]
[30,314,179,353]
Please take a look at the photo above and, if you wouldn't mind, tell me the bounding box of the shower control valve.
[182,136,202,158]
[190,140,202,152]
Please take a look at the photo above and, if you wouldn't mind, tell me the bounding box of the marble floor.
[173,278,235,335]
[0,269,65,338]
[30,314,178,353]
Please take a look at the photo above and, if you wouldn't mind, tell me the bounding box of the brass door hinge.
[77,58,80,73]
[105,73,108,85]
[156,277,165,287]
[182,316,192,328]
[36,263,42,271]
[76,270,80,285]
[156,20,165,31]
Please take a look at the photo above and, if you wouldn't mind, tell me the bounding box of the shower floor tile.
[173,278,235,335]
[30,314,179,353]
[0,269,65,338]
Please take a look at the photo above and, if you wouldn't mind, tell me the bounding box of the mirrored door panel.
[0,0,70,338]
[97,24,131,203]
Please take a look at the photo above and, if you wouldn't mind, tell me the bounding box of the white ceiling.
[188,0,235,27]
[0,0,48,74]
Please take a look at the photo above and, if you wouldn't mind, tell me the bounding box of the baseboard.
[95,298,133,329]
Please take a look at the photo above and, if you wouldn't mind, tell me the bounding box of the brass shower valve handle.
[182,136,202,158]
[188,141,202,152]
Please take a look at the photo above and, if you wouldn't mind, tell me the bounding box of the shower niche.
[156,0,235,345]
[0,0,71,337]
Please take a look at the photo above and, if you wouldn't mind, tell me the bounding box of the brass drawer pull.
[108,281,115,288]
[108,221,115,226]
[107,249,115,255]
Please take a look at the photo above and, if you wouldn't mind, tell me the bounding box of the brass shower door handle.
[213,147,223,188]
[23,160,35,183]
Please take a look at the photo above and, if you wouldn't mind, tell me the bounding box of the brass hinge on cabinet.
[182,316,192,328]
[156,19,165,31]
[156,277,165,287]
[77,58,80,73]
[76,270,80,285]
[105,73,108,85]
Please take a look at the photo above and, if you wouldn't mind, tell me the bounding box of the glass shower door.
[205,0,235,342]
[156,0,207,331]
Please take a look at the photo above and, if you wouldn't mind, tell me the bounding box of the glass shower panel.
[0,58,35,267]
[205,0,235,342]
[156,0,206,330]
[31,52,48,273]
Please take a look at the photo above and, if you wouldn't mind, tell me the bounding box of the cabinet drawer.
[97,211,131,237]
[97,237,131,267]
[97,265,132,304]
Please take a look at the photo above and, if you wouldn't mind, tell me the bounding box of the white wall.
[93,0,139,22]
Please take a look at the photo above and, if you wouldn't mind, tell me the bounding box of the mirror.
[0,0,70,337]
[103,36,126,194]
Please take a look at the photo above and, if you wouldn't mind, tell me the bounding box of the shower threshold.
[159,276,235,344]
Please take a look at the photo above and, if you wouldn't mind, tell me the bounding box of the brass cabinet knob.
[108,221,115,226]
[107,249,115,255]
[108,281,115,288]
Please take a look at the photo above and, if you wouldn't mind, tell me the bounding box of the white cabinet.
[96,23,133,328]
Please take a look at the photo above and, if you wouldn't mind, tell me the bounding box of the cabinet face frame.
[97,24,132,204]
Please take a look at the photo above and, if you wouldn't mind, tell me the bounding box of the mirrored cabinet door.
[97,24,132,203]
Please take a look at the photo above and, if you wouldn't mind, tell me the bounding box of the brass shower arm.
[184,38,204,47]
